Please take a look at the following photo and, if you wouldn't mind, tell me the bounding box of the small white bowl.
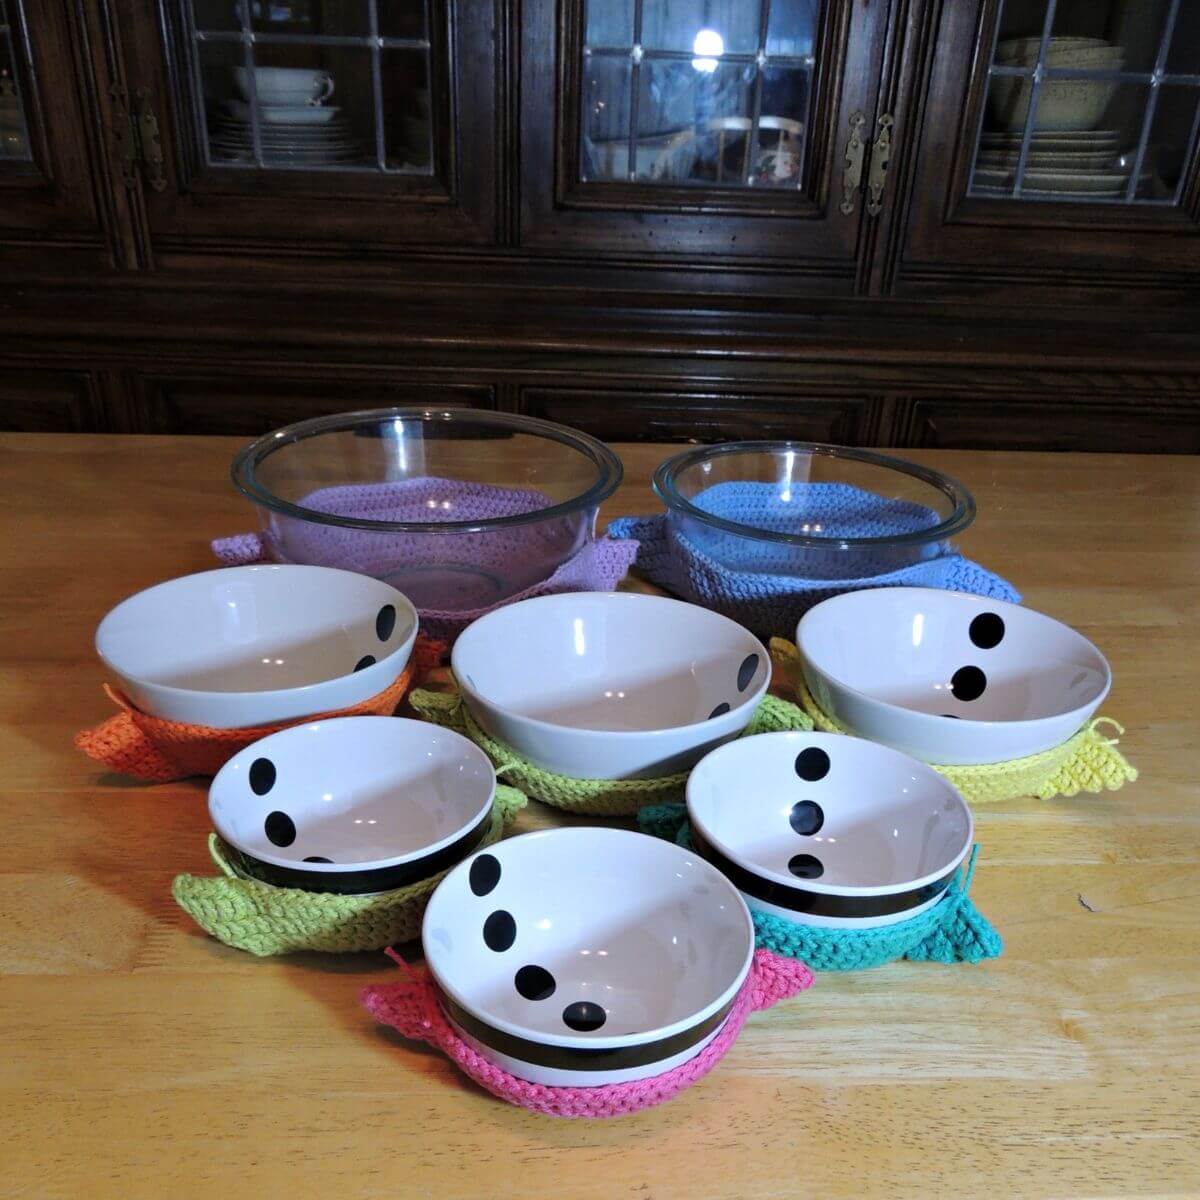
[96,565,417,728]
[797,587,1111,765]
[422,827,754,1086]
[451,592,770,779]
[687,731,973,928]
[210,717,494,894]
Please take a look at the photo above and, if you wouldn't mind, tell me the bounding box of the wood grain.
[1,434,1198,1199]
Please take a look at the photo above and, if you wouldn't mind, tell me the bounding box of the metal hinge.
[110,84,167,193]
[839,109,894,218]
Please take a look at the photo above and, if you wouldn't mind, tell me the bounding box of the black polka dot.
[562,1001,606,1032]
[941,713,961,719]
[303,856,333,863]
[376,604,397,642]
[795,747,830,782]
[483,910,516,952]
[789,800,825,836]
[264,810,296,847]
[709,702,731,719]
[737,653,760,692]
[469,853,501,897]
[249,757,276,796]
[788,853,824,879]
[951,665,987,702]
[969,612,1006,650]
[515,965,557,1001]
[354,655,376,672]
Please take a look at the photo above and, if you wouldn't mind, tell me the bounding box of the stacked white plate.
[209,103,364,165]
[974,128,1139,199]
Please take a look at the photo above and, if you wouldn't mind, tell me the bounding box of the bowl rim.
[686,730,975,896]
[796,586,1113,730]
[208,716,497,873]
[451,591,771,739]
[230,407,624,535]
[95,564,418,710]
[651,440,977,550]
[422,827,756,1050]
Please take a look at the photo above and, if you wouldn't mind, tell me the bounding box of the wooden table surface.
[2,433,1198,1199]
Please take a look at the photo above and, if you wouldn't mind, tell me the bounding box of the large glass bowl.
[652,442,976,581]
[231,408,623,611]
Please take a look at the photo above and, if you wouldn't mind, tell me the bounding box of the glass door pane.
[0,0,31,161]
[579,0,820,189]
[966,0,1200,205]
[186,0,433,174]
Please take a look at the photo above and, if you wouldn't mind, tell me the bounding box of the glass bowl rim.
[231,406,624,535]
[651,441,977,550]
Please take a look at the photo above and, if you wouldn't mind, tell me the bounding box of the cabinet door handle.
[866,113,894,216]
[840,110,867,215]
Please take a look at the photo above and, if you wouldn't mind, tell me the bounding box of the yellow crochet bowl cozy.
[172,784,527,956]
[769,639,1136,803]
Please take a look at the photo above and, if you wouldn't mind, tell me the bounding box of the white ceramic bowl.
[687,731,973,928]
[422,827,755,1086]
[210,717,494,894]
[990,75,1119,132]
[797,587,1111,765]
[451,592,770,779]
[96,565,417,727]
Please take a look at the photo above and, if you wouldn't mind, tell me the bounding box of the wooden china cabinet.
[1,0,1198,448]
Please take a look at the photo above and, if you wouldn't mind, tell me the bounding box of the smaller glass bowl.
[231,408,623,612]
[652,442,976,581]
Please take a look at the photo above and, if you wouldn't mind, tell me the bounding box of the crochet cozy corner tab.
[408,686,813,816]
[360,948,813,1119]
[637,804,1002,971]
[171,785,527,956]
[768,639,1138,804]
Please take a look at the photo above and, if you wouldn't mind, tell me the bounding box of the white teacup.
[234,66,335,107]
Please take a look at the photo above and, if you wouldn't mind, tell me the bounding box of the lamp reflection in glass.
[692,28,725,73]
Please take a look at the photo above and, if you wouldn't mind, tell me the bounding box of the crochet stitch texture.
[638,805,1002,971]
[361,947,813,1118]
[172,784,527,955]
[409,686,814,815]
[770,638,1138,803]
[74,635,444,783]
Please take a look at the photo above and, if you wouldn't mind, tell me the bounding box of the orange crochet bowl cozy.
[75,636,445,784]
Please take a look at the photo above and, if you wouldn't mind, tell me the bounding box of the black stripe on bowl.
[690,826,956,920]
[221,807,494,895]
[433,984,737,1073]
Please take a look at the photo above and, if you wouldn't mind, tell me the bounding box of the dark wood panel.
[897,395,1200,453]
[519,387,881,444]
[120,375,495,435]
[0,370,102,431]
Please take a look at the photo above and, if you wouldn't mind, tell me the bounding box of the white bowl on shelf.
[209,716,495,895]
[421,827,755,1086]
[687,731,973,928]
[451,592,770,779]
[990,74,1119,132]
[96,565,417,727]
[797,587,1110,765]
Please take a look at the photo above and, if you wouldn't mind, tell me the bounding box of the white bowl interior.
[98,565,416,695]
[799,588,1109,722]
[209,717,493,870]
[423,828,753,1043]
[452,593,768,732]
[688,732,971,891]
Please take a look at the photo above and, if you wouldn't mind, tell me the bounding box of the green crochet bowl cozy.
[172,784,527,956]
[408,685,814,816]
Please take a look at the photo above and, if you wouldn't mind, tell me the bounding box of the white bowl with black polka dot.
[421,827,755,1086]
[687,731,973,928]
[451,592,770,779]
[797,588,1111,765]
[96,565,418,728]
[209,716,495,894]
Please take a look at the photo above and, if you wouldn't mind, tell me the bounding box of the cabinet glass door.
[520,0,891,275]
[0,1,31,162]
[120,0,497,254]
[895,0,1200,301]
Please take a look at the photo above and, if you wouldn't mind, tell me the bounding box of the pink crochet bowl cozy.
[361,947,814,1119]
